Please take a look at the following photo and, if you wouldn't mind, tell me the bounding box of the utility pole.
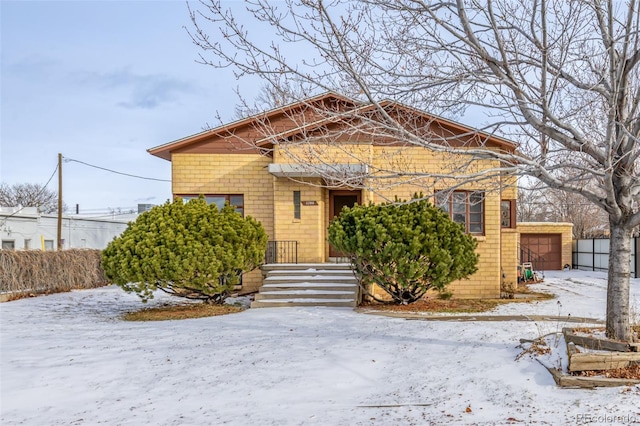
[57,153,63,250]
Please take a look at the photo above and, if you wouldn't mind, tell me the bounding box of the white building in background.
[0,206,132,250]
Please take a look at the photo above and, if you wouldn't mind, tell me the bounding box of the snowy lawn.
[1,270,639,425]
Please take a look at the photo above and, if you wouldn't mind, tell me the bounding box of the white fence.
[572,238,639,278]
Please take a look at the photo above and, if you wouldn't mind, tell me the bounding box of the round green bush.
[102,197,267,304]
[328,195,478,304]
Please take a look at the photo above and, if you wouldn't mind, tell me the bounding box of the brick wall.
[367,147,504,298]
[172,153,274,292]
[172,146,516,298]
[273,178,326,263]
[501,229,519,288]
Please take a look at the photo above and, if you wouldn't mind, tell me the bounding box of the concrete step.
[261,282,358,292]
[264,276,358,285]
[253,263,359,309]
[261,263,352,272]
[250,298,357,308]
[255,290,356,300]
[266,269,356,277]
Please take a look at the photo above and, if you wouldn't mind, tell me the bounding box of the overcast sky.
[1,0,265,216]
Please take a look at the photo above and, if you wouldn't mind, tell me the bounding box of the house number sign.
[302,201,318,206]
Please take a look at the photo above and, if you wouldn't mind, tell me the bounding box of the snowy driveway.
[1,271,639,425]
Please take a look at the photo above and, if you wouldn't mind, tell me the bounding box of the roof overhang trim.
[268,163,369,178]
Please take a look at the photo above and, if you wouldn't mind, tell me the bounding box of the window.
[177,194,244,216]
[436,190,484,234]
[501,200,516,228]
[24,239,31,250]
[293,191,301,220]
[44,240,54,251]
[1,240,15,250]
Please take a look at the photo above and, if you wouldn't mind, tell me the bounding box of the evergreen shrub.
[102,197,267,304]
[328,195,478,304]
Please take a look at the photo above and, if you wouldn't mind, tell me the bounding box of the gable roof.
[148,92,516,161]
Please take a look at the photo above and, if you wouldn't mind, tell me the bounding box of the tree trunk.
[606,222,632,341]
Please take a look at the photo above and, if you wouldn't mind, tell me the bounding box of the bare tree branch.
[189,0,640,340]
[0,182,64,214]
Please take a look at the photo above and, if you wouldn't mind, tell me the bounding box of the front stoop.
[251,264,359,308]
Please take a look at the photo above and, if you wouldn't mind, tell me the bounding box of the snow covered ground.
[1,270,639,425]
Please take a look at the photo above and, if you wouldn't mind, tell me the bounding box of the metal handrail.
[518,243,546,272]
[265,240,298,264]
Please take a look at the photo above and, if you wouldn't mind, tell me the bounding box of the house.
[0,206,129,250]
[149,92,534,298]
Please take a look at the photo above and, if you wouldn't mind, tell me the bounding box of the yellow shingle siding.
[172,153,274,292]
[273,178,326,263]
[501,229,519,288]
[275,141,373,166]
[500,175,518,199]
[367,148,504,299]
[448,193,502,299]
[172,144,516,299]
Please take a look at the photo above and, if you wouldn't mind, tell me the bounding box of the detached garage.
[518,223,573,271]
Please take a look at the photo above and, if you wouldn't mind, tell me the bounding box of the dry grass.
[123,303,245,321]
[515,282,554,296]
[516,337,552,361]
[576,364,640,380]
[362,298,500,313]
[565,325,640,380]
[570,326,605,335]
[362,290,554,314]
[0,249,107,299]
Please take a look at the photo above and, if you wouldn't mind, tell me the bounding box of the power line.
[42,164,60,189]
[74,211,138,220]
[0,163,60,226]
[64,157,171,182]
[74,206,138,213]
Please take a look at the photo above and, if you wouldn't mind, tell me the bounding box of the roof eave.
[147,91,358,161]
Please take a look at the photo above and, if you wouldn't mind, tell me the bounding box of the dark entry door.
[329,190,361,257]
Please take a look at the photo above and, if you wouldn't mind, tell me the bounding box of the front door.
[329,190,361,257]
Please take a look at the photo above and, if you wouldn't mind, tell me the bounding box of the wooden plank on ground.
[540,363,640,388]
[563,328,631,352]
[568,352,640,372]
[557,375,640,388]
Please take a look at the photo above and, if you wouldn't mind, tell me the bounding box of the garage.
[520,233,563,270]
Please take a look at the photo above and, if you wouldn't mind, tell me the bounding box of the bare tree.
[518,182,609,238]
[188,0,640,341]
[233,82,312,119]
[541,188,610,238]
[517,184,551,223]
[0,182,64,214]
